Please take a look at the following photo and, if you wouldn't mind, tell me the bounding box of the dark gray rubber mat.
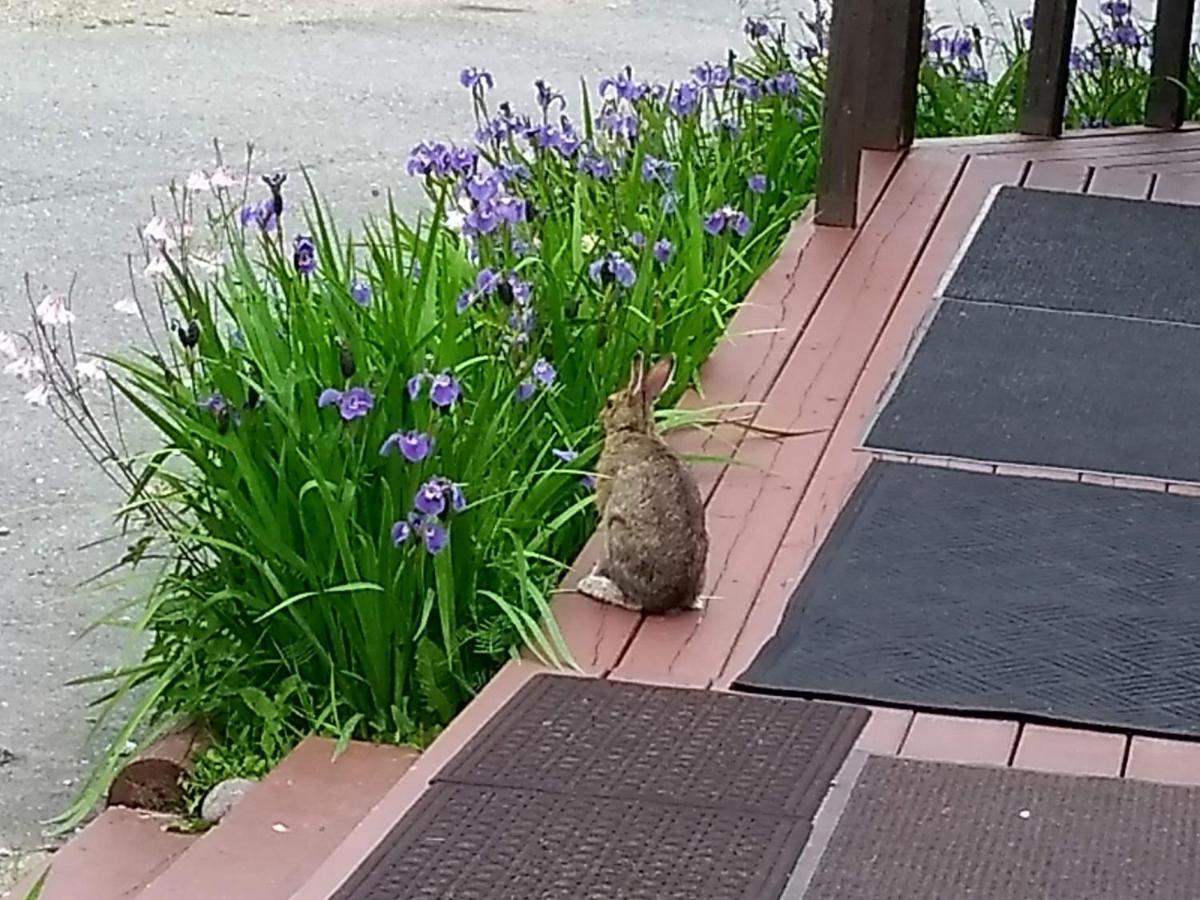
[864,298,1200,482]
[945,185,1200,323]
[736,462,1200,738]
[805,757,1200,900]
[334,675,868,900]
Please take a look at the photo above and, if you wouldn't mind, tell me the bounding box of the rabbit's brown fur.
[578,353,709,614]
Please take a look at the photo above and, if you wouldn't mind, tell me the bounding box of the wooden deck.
[289,125,1200,897]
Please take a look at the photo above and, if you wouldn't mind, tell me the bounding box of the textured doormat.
[864,297,1200,482]
[333,675,867,900]
[943,185,1200,324]
[803,756,1200,900]
[736,462,1200,738]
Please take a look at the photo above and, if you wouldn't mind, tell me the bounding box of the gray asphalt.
[0,0,761,855]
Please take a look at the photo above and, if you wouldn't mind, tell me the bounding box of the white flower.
[23,383,50,407]
[186,171,211,192]
[113,298,140,316]
[581,233,599,253]
[144,257,171,279]
[4,356,44,380]
[209,167,238,190]
[143,216,175,248]
[36,293,76,327]
[0,332,18,360]
[76,359,107,383]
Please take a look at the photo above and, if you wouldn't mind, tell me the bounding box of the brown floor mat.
[333,675,868,900]
[805,756,1200,900]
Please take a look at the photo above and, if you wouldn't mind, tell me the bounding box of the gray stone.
[200,777,257,824]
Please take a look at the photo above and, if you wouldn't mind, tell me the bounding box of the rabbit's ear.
[642,354,676,403]
[629,351,646,395]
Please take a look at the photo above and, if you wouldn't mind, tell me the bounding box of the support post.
[1020,0,1078,137]
[815,0,873,227]
[861,0,927,151]
[1145,0,1195,130]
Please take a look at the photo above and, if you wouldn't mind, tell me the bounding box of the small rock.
[1018,809,1031,820]
[0,526,10,537]
[0,748,16,767]
[271,822,289,833]
[200,777,257,824]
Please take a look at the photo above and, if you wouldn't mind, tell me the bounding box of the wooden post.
[1020,0,1078,136]
[861,0,927,151]
[815,0,873,227]
[1145,0,1195,130]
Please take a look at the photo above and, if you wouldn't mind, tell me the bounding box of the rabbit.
[576,352,710,614]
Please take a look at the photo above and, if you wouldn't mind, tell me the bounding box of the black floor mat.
[865,298,1200,483]
[945,186,1200,324]
[334,675,868,900]
[805,757,1200,900]
[736,462,1200,738]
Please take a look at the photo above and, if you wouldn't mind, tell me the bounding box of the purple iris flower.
[744,18,770,40]
[390,520,412,546]
[459,67,494,90]
[579,154,616,180]
[415,480,447,516]
[241,198,279,232]
[429,371,462,408]
[763,72,799,96]
[669,82,702,116]
[535,78,564,112]
[705,207,751,237]
[596,110,639,140]
[380,430,433,463]
[514,381,536,402]
[407,372,427,401]
[948,34,973,61]
[493,196,527,225]
[507,308,537,345]
[318,385,375,421]
[581,474,598,491]
[1022,14,1034,30]
[691,61,730,90]
[532,357,557,387]
[420,518,449,554]
[1111,23,1141,47]
[641,155,676,186]
[407,142,479,179]
[351,279,372,307]
[748,173,768,194]
[200,393,228,415]
[1070,47,1096,72]
[732,75,763,100]
[629,231,646,248]
[588,252,636,288]
[1101,1,1131,17]
[654,238,674,264]
[293,235,316,275]
[552,448,578,463]
[465,173,500,204]
[599,66,647,102]
[962,66,989,84]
